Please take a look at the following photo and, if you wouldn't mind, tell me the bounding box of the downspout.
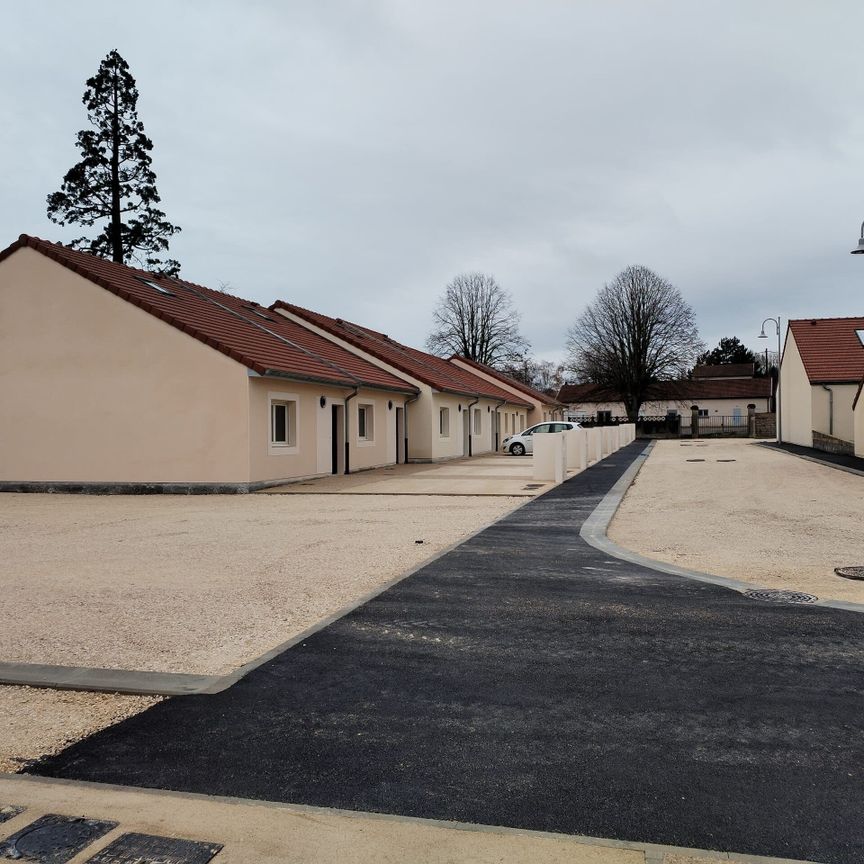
[402,392,421,463]
[821,384,834,437]
[493,399,506,451]
[465,396,479,457]
[344,386,359,474]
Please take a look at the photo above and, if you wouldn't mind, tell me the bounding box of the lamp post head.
[852,221,864,254]
[758,330,767,339]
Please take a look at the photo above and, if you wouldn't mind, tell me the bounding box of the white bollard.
[533,432,567,483]
[565,428,587,471]
[587,427,602,463]
[601,427,613,457]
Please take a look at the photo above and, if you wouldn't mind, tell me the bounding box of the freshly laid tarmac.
[27,443,864,864]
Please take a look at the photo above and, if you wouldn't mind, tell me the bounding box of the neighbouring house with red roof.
[0,235,420,491]
[557,368,771,425]
[779,316,864,454]
[447,355,565,425]
[271,302,533,459]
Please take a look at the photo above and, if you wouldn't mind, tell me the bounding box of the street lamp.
[759,317,782,444]
[851,222,864,254]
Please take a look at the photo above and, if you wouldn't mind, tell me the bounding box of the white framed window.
[473,408,482,434]
[439,407,450,437]
[270,399,297,447]
[698,409,708,417]
[358,403,374,441]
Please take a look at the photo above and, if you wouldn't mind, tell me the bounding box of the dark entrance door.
[331,405,339,474]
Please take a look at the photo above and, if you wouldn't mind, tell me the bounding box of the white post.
[533,432,567,482]
[565,428,587,471]
[587,427,602,463]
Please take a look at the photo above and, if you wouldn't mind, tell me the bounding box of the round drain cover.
[743,589,818,604]
[835,566,864,581]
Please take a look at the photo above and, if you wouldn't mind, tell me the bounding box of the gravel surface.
[0,493,521,675]
[0,686,159,773]
[609,438,864,603]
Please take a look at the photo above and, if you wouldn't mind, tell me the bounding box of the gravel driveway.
[609,438,864,603]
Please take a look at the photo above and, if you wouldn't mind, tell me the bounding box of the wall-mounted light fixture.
[319,396,326,408]
[388,400,393,410]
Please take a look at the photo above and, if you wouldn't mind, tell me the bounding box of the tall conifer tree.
[47,50,181,274]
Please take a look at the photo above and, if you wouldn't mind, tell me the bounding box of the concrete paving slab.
[260,455,556,496]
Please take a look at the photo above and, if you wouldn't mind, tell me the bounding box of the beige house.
[448,355,565,426]
[779,317,864,453]
[271,302,532,460]
[0,235,418,491]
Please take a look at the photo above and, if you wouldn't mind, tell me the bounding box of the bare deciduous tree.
[426,273,529,365]
[566,265,703,420]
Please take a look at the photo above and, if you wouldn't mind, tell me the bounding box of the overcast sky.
[3,1,864,364]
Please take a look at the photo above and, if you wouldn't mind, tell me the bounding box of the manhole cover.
[686,458,705,462]
[0,805,23,825]
[0,814,117,863]
[835,566,864,581]
[86,832,223,863]
[743,589,818,604]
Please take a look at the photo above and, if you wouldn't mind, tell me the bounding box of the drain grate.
[743,589,818,604]
[835,566,864,581]
[0,805,23,824]
[686,458,705,462]
[0,814,118,863]
[86,832,223,863]
[717,459,736,462]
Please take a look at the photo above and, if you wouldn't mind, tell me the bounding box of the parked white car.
[502,421,582,456]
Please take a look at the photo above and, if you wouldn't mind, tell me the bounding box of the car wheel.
[510,442,526,456]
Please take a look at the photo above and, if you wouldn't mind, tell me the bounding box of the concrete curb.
[758,441,864,478]
[580,442,864,615]
[0,774,826,864]
[0,663,218,697]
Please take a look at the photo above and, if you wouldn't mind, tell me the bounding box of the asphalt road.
[30,443,864,864]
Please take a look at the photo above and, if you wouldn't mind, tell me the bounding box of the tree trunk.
[110,73,123,263]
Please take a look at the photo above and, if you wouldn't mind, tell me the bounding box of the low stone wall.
[812,430,855,456]
[752,412,776,438]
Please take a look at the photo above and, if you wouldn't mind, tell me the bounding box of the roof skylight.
[137,277,175,297]
[857,329,864,347]
[243,304,274,321]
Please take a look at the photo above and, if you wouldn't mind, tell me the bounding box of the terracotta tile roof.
[272,301,531,406]
[557,378,771,403]
[449,355,561,405]
[693,363,756,379]
[0,235,417,394]
[787,317,864,384]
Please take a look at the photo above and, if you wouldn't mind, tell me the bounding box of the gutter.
[344,386,359,474]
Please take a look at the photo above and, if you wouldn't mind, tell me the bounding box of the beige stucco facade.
[0,247,251,485]
[779,333,813,447]
[0,248,409,488]
[779,330,858,448]
[273,307,529,461]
